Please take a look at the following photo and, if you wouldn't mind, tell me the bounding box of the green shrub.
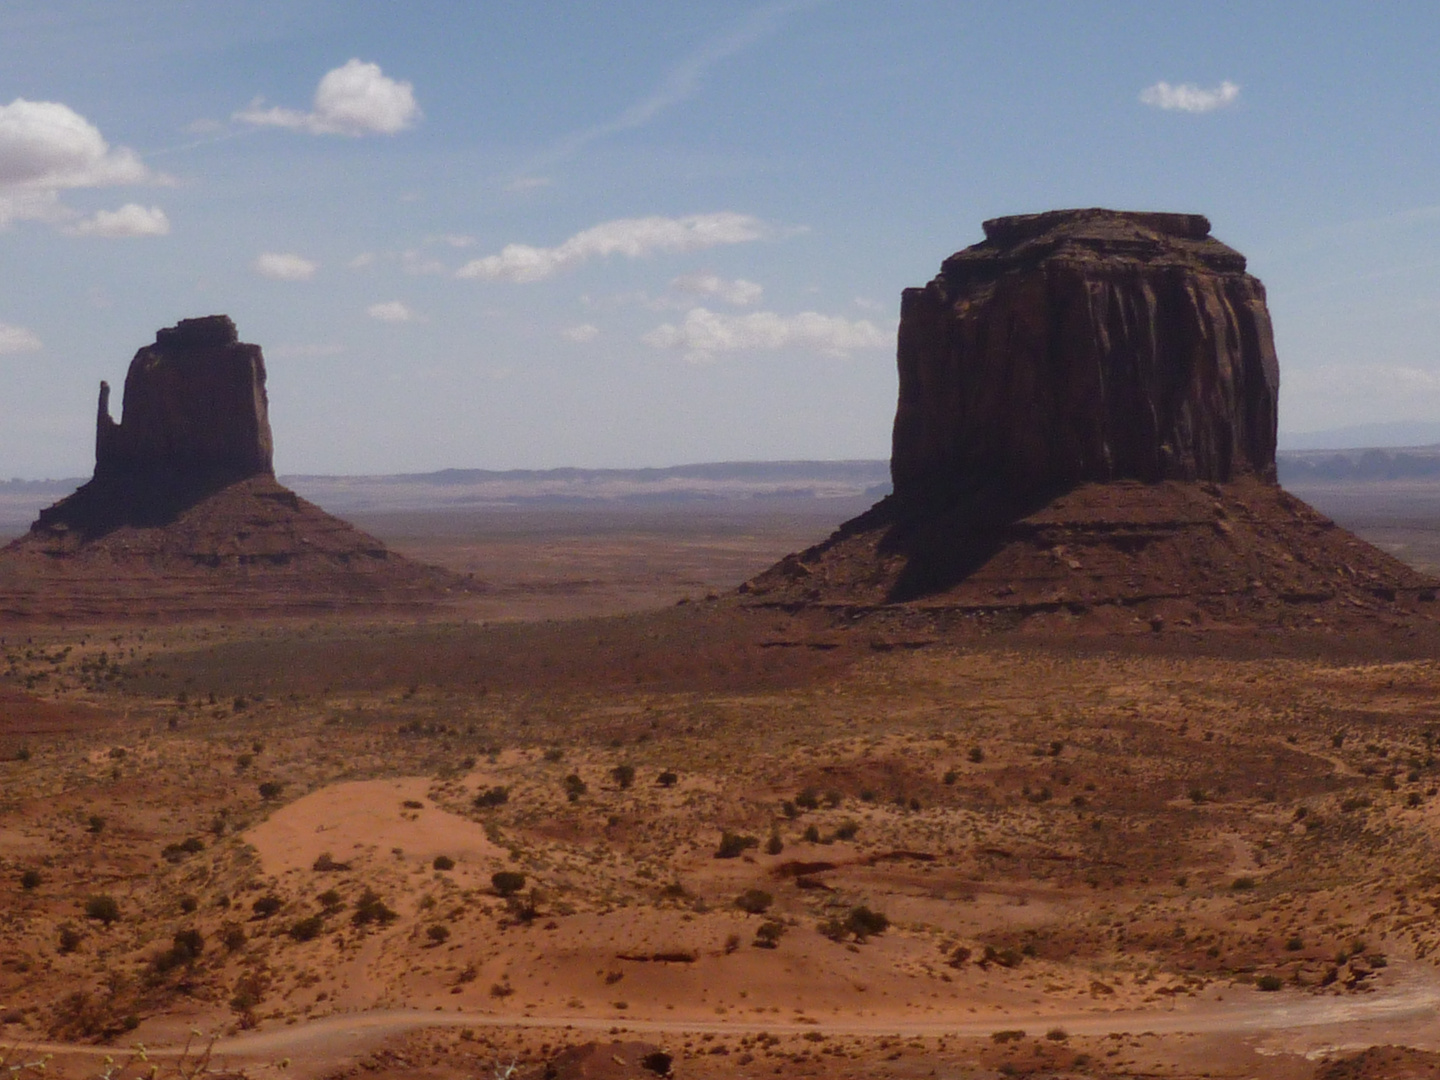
[251,894,283,918]
[433,854,455,871]
[834,820,859,841]
[735,889,773,914]
[943,769,959,785]
[220,922,247,951]
[473,786,509,808]
[656,770,678,787]
[317,889,344,913]
[1256,974,1284,992]
[715,831,758,859]
[87,814,106,834]
[258,781,284,800]
[846,906,889,940]
[20,869,41,890]
[802,824,820,843]
[611,764,636,789]
[351,888,398,927]
[563,774,587,801]
[492,871,527,897]
[765,832,783,855]
[967,746,985,763]
[753,920,787,948]
[57,924,82,953]
[794,787,820,811]
[426,924,451,944]
[289,915,324,941]
[84,894,120,925]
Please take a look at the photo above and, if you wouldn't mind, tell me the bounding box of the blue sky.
[2,1,1438,477]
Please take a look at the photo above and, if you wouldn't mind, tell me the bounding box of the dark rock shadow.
[32,468,262,543]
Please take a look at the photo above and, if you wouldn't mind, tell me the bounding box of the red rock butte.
[744,209,1439,632]
[0,316,465,621]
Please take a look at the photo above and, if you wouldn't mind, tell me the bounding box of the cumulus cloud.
[235,59,420,137]
[0,98,160,228]
[1139,80,1240,113]
[456,213,770,283]
[671,273,762,306]
[254,252,318,281]
[367,300,417,322]
[562,323,600,343]
[643,307,889,363]
[0,321,42,354]
[65,203,169,238]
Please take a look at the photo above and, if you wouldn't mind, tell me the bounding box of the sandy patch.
[244,777,506,876]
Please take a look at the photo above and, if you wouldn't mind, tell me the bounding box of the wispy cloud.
[456,212,771,283]
[0,320,42,354]
[235,59,420,137]
[643,306,888,363]
[65,203,169,238]
[562,323,600,343]
[527,0,820,171]
[0,98,163,229]
[254,252,318,281]
[672,273,762,306]
[1139,80,1240,114]
[367,300,418,323]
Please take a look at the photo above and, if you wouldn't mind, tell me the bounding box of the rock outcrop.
[0,317,468,620]
[892,209,1279,510]
[743,210,1439,632]
[94,314,273,483]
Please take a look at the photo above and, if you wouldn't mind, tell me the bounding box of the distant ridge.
[1279,420,1440,451]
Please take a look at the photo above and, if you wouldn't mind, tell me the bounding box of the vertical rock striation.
[891,209,1279,511]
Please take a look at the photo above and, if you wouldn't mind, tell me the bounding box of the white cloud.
[562,323,600,343]
[456,212,770,283]
[234,59,420,137]
[367,300,417,322]
[0,321,42,354]
[65,203,169,238]
[643,306,890,363]
[254,252,318,281]
[1139,80,1240,114]
[347,252,377,269]
[671,273,762,306]
[0,98,160,228]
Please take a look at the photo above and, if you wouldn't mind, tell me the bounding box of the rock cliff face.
[742,210,1439,628]
[891,209,1279,510]
[0,317,468,619]
[94,314,274,483]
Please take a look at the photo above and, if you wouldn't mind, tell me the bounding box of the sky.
[2,2,1439,478]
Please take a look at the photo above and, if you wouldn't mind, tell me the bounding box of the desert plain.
[3,484,1440,1080]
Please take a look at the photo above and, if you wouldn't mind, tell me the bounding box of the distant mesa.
[745,209,1439,630]
[0,316,465,620]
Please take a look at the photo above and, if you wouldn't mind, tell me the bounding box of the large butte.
[0,316,467,621]
[744,209,1439,635]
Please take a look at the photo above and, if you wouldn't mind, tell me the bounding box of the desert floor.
[4,495,1440,1079]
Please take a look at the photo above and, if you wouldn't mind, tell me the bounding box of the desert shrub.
[1408,792,1424,808]
[1232,876,1256,891]
[1188,788,1207,803]
[846,906,889,940]
[1340,795,1372,813]
[781,800,798,819]
[236,753,253,770]
[834,820,860,841]
[492,871,527,897]
[87,814,106,834]
[1256,974,1284,992]
[947,945,972,967]
[289,915,324,942]
[1285,936,1304,951]
[312,852,351,871]
[611,764,636,789]
[543,747,564,762]
[794,787,820,811]
[155,929,205,971]
[473,786,509,808]
[258,781,284,800]
[943,769,959,785]
[823,789,843,808]
[426,924,451,944]
[178,894,199,913]
[753,920,787,948]
[724,933,741,954]
[968,746,985,763]
[765,831,783,855]
[317,889,344,913]
[659,882,690,900]
[84,894,120,925]
[401,799,424,810]
[563,773,587,801]
[982,945,1023,968]
[219,922,247,951]
[489,981,514,998]
[1332,732,1346,748]
[714,831,758,859]
[802,824,820,843]
[735,889,773,914]
[507,889,542,923]
[251,894,283,918]
[656,770,678,787]
[352,888,398,927]
[433,854,456,871]
[1045,1027,1069,1041]
[57,924,82,953]
[20,869,41,890]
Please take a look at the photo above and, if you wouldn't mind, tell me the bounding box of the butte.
[743,209,1440,636]
[0,315,465,621]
